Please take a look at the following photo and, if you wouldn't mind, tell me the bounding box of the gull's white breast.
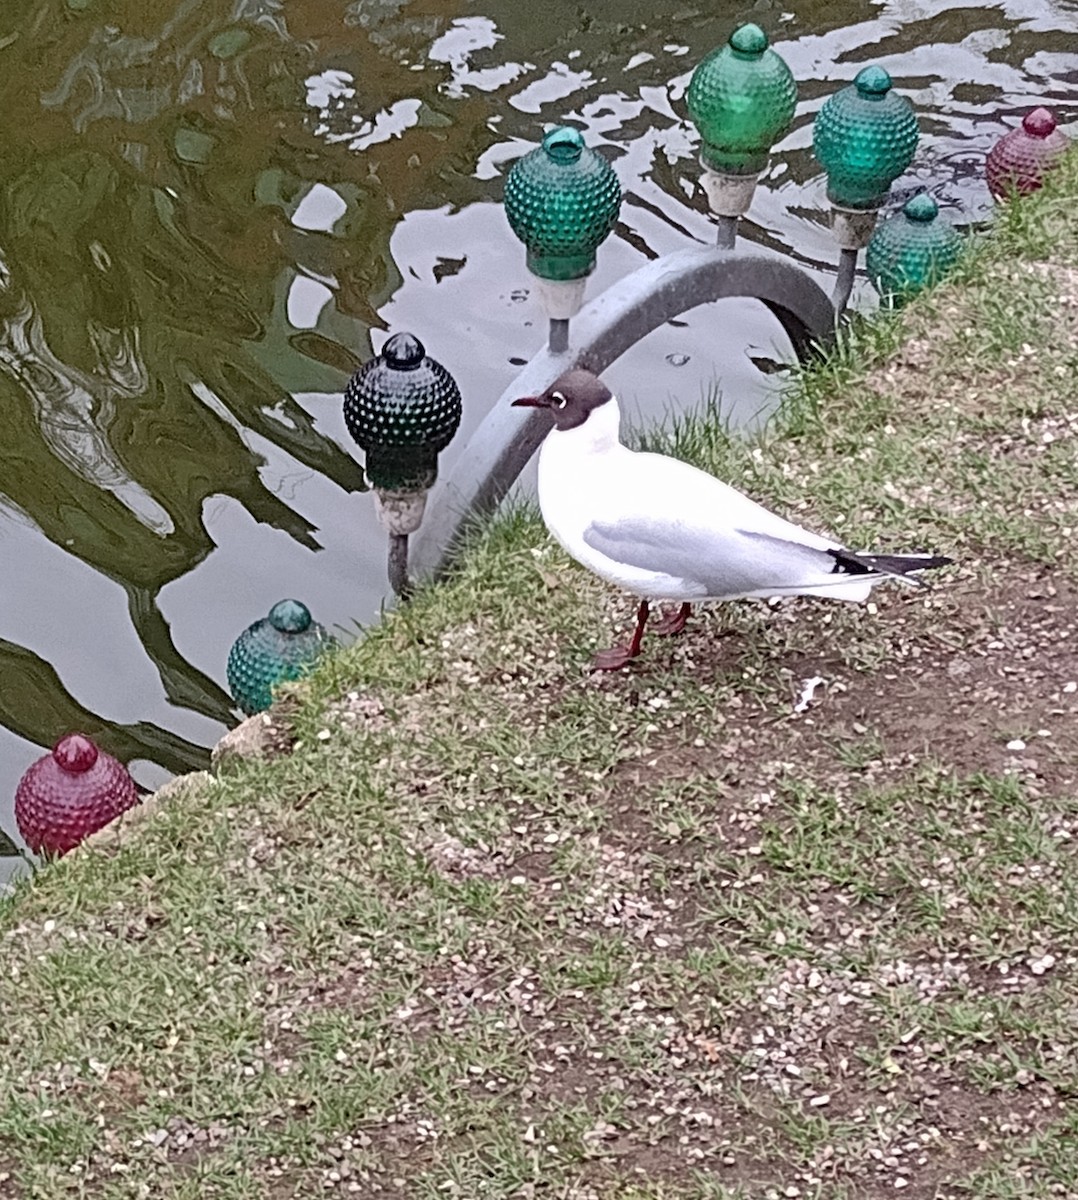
[535,400,712,600]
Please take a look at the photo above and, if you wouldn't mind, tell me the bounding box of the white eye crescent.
[551,391,567,409]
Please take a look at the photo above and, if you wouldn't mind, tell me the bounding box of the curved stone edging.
[83,769,215,852]
[81,710,291,854]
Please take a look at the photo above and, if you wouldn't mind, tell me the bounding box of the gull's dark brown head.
[511,368,613,431]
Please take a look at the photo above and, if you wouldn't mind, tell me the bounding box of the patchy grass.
[2,154,1078,1199]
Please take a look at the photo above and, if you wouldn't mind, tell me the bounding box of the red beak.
[512,395,548,408]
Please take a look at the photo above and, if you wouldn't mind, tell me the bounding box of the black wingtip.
[829,549,954,581]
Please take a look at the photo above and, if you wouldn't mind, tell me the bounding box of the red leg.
[651,602,692,638]
[591,600,650,671]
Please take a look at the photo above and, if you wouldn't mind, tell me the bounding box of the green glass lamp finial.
[269,598,313,634]
[544,126,585,164]
[343,332,463,494]
[866,191,962,303]
[854,65,893,97]
[730,23,769,55]
[503,126,622,281]
[902,192,939,223]
[227,600,337,716]
[813,66,919,209]
[686,23,797,175]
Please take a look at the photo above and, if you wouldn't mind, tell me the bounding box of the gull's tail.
[828,548,954,587]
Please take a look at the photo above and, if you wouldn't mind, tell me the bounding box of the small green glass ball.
[227,600,337,716]
[867,192,962,303]
[813,66,919,209]
[687,24,797,175]
[343,332,463,491]
[504,126,622,281]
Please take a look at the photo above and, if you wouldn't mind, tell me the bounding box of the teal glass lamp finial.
[227,600,337,716]
[866,191,962,303]
[854,64,893,98]
[813,65,919,209]
[269,598,313,634]
[730,23,769,55]
[903,191,939,223]
[543,126,585,165]
[686,23,797,175]
[503,125,622,281]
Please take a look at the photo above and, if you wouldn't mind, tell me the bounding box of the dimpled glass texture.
[503,126,622,281]
[813,66,919,209]
[15,733,138,857]
[986,108,1071,200]
[686,24,797,175]
[866,193,962,303]
[343,332,463,491]
[227,599,337,716]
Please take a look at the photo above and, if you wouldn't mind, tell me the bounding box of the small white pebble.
[316,729,331,741]
[895,1179,909,1190]
[1006,739,1026,752]
[1064,682,1077,693]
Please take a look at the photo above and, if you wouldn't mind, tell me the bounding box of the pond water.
[1,0,1076,880]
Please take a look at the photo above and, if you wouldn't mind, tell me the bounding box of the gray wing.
[583,517,838,596]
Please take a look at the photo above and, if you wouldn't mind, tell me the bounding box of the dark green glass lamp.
[343,332,463,536]
[504,126,621,325]
[227,600,336,716]
[813,66,918,211]
[866,192,961,304]
[505,126,621,281]
[687,24,796,176]
[685,24,796,240]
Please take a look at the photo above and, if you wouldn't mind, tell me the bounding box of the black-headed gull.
[513,369,952,671]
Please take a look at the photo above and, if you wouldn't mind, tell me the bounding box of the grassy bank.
[3,155,1078,1200]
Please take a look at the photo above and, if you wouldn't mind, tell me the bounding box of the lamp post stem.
[832,248,858,314]
[714,215,738,250]
[548,318,570,354]
[388,533,412,599]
